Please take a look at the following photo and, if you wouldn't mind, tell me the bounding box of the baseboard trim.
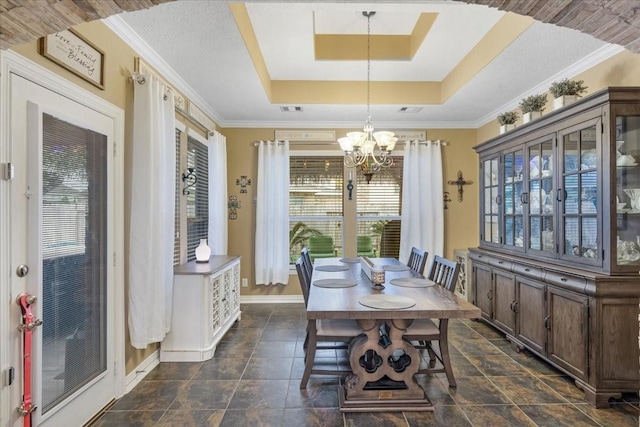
[240,295,304,304]
[125,348,160,393]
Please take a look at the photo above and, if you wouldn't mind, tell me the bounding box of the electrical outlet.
[242,278,248,287]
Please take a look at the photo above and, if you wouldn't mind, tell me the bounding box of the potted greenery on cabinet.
[519,93,547,123]
[497,111,518,134]
[550,78,588,110]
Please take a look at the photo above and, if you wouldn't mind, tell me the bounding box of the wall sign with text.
[39,29,105,90]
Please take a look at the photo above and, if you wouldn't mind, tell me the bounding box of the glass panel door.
[528,139,555,254]
[482,157,500,245]
[560,120,601,265]
[503,149,524,249]
[614,114,640,267]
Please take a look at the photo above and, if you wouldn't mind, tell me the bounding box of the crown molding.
[219,119,478,129]
[475,43,626,128]
[104,15,225,127]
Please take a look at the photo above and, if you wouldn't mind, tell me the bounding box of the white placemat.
[389,278,435,288]
[313,279,357,288]
[339,257,361,263]
[383,264,410,272]
[358,294,416,309]
[315,265,349,272]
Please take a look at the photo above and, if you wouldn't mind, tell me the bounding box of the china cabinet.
[472,87,640,408]
[160,256,241,362]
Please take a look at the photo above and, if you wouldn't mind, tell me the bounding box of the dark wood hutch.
[472,87,640,408]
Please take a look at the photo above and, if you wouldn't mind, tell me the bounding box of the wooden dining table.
[306,257,481,412]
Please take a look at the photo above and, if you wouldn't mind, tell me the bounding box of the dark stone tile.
[516,353,565,376]
[448,355,484,377]
[574,402,640,427]
[283,408,344,427]
[260,327,299,342]
[111,380,187,411]
[266,316,304,329]
[519,404,600,426]
[292,356,339,381]
[253,340,297,357]
[194,357,248,380]
[169,380,237,410]
[242,357,293,380]
[459,404,536,426]
[92,410,164,426]
[221,327,263,342]
[227,379,289,409]
[452,338,504,356]
[448,376,511,405]
[466,321,505,339]
[414,376,457,406]
[286,378,340,408]
[219,408,284,427]
[143,362,202,381]
[405,405,472,426]
[231,314,269,329]
[489,376,566,404]
[213,340,256,358]
[240,304,275,317]
[538,375,586,403]
[344,411,407,426]
[156,409,225,426]
[465,354,531,377]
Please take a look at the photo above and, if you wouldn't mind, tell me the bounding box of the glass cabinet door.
[503,149,524,249]
[559,119,601,265]
[615,113,640,268]
[528,138,555,255]
[482,157,500,245]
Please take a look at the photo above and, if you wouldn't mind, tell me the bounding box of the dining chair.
[295,259,363,388]
[403,255,461,387]
[406,246,428,275]
[301,247,313,282]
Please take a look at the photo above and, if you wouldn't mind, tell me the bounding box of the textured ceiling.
[2,0,637,129]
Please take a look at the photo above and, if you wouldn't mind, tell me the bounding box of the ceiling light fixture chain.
[338,11,397,177]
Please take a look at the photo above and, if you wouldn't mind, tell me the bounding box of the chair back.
[357,235,374,257]
[308,236,335,260]
[301,247,313,276]
[295,257,310,306]
[428,255,461,291]
[407,247,428,275]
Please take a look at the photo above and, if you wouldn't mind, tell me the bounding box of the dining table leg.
[339,318,433,412]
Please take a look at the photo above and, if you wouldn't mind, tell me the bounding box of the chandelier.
[338,11,397,174]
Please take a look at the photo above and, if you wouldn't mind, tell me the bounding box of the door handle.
[544,315,550,330]
[487,289,493,300]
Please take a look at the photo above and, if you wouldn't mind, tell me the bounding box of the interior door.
[8,74,116,426]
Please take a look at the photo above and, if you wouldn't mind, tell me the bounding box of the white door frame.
[0,50,125,425]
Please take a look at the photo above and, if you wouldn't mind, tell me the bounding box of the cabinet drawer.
[489,257,512,271]
[544,271,586,292]
[512,263,544,280]
[469,251,490,264]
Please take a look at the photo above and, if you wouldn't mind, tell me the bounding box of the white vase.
[553,95,579,110]
[523,111,542,123]
[195,238,211,263]
[500,124,516,134]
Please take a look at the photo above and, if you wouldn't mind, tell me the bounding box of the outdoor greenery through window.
[289,156,343,263]
[357,158,403,259]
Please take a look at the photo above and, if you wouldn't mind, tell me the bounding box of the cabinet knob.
[544,316,551,330]
[524,268,530,272]
[487,289,493,300]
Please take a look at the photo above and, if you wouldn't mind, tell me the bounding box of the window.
[289,156,343,262]
[173,127,182,265]
[356,158,403,258]
[185,133,209,261]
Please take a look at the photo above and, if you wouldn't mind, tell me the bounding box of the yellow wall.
[223,127,479,296]
[476,50,640,144]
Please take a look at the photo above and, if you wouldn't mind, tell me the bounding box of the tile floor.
[92,303,639,426]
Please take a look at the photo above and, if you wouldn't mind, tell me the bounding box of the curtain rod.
[251,140,448,147]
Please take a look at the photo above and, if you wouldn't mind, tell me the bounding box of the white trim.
[475,44,626,128]
[240,295,305,304]
[187,127,209,145]
[124,349,160,394]
[175,120,187,133]
[104,16,224,127]
[0,50,126,422]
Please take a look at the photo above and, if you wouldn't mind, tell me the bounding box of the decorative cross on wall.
[236,175,252,193]
[228,195,241,220]
[447,170,473,202]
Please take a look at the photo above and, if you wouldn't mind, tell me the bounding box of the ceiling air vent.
[398,107,423,113]
[280,106,303,112]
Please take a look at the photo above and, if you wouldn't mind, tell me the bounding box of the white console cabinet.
[160,256,241,362]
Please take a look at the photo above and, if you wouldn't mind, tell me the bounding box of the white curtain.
[208,130,228,255]
[399,140,444,267]
[255,140,290,285]
[128,74,175,349]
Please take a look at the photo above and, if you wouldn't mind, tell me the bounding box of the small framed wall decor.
[39,29,105,90]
